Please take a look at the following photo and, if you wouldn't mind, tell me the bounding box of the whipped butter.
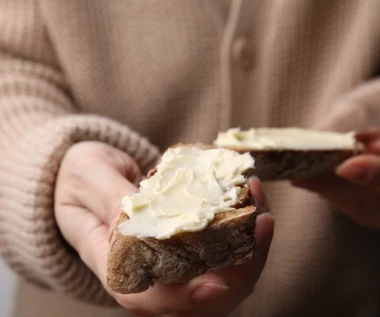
[118,147,254,239]
[214,127,359,150]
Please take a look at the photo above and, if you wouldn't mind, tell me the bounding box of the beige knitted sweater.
[1,1,380,316]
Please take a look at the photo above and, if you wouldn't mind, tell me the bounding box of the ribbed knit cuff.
[0,114,160,305]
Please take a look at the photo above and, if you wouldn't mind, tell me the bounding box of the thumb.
[193,212,274,317]
[254,213,275,258]
[218,212,274,289]
[116,213,275,317]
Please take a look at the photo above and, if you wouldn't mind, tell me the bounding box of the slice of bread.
[107,146,256,294]
[214,128,364,181]
[243,150,359,180]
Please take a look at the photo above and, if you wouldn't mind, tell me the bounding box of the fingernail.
[336,165,373,185]
[191,283,229,304]
[254,213,275,258]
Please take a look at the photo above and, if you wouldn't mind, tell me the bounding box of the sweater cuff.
[0,114,160,305]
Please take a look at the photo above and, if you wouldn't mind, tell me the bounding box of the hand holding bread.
[215,126,380,228]
[54,126,376,317]
[55,141,274,317]
[294,129,380,229]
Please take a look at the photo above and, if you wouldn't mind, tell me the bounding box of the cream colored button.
[231,36,254,71]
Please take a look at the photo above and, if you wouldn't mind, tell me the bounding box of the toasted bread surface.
[243,149,361,180]
[214,128,363,180]
[107,148,256,294]
[107,204,255,293]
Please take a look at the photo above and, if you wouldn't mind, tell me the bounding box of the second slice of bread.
[214,128,364,180]
[240,149,358,180]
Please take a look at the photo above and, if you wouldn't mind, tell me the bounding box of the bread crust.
[217,147,361,181]
[246,149,361,180]
[107,151,256,294]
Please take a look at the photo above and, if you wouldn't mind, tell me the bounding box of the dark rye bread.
[107,150,256,294]
[215,128,364,181]
[237,149,362,181]
[214,128,366,181]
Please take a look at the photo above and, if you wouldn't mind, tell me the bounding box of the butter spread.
[214,127,359,150]
[118,147,254,239]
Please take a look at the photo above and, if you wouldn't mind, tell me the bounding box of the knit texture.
[1,0,380,316]
[0,0,159,305]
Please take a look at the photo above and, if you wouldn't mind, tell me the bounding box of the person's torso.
[19,1,380,316]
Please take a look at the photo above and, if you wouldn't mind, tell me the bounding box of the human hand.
[55,142,274,317]
[293,130,380,229]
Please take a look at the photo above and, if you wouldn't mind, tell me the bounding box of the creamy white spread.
[214,127,359,150]
[118,147,254,239]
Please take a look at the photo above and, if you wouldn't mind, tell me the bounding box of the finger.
[62,214,274,317]
[196,213,274,317]
[335,154,380,187]
[72,164,138,244]
[292,179,380,228]
[249,176,270,214]
[78,164,138,226]
[59,156,138,227]
[83,141,142,185]
[55,204,111,284]
[354,130,380,155]
[117,212,275,317]
[56,143,141,227]
[116,273,228,316]
[355,129,380,143]
[254,213,275,258]
[364,139,380,155]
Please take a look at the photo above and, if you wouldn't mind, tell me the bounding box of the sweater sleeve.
[0,0,160,305]
[315,79,380,132]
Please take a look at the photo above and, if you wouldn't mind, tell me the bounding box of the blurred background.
[0,258,16,317]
